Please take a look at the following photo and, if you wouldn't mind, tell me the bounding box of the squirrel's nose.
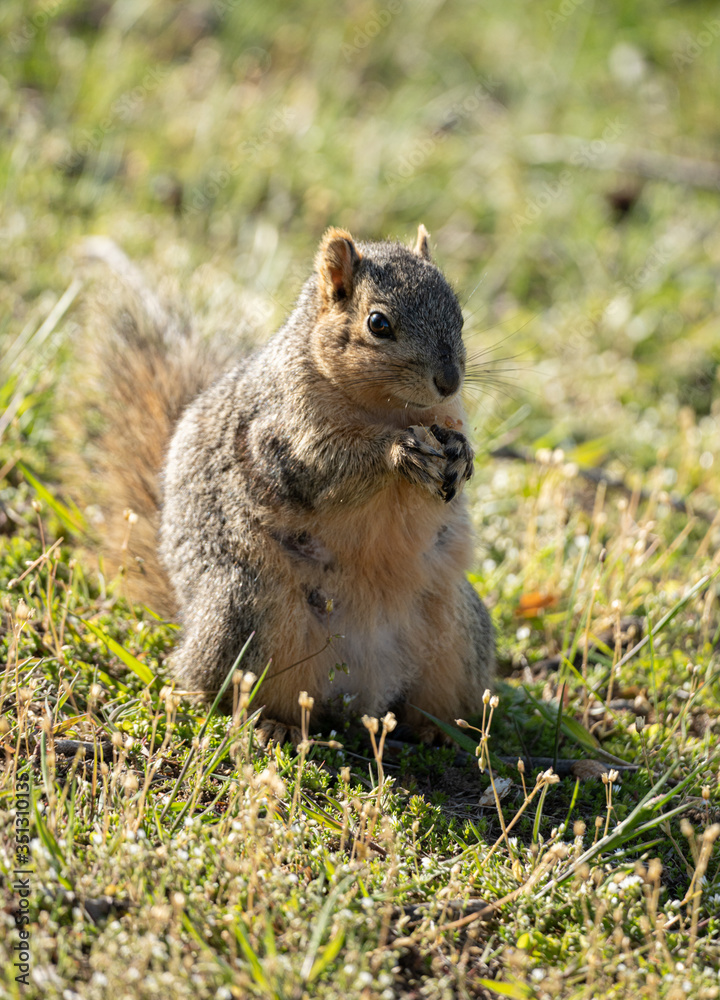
[434,363,461,398]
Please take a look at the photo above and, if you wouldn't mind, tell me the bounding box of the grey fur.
[82,230,495,726]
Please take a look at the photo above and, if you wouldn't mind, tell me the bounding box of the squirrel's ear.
[413,224,432,262]
[315,228,362,305]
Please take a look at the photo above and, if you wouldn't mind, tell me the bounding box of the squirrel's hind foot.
[255,718,303,749]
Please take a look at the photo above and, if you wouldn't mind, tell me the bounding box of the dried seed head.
[241,671,256,693]
[541,768,559,785]
[381,712,397,734]
[607,769,619,784]
[702,785,710,802]
[647,858,662,882]
[298,691,314,711]
[595,816,603,829]
[123,772,139,793]
[15,600,33,622]
[326,740,343,749]
[455,719,469,728]
[362,715,379,735]
[517,759,525,774]
[482,689,491,705]
[702,824,720,844]
[31,499,42,513]
[490,695,499,709]
[573,820,586,838]
[635,715,645,733]
[680,818,694,839]
[340,767,351,783]
[257,765,286,798]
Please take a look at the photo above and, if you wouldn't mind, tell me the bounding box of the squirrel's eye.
[367,312,393,338]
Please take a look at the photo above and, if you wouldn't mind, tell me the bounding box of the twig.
[490,444,714,522]
[518,134,720,191]
[7,538,64,588]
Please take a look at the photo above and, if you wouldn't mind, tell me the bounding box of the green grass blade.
[160,633,255,823]
[410,706,479,754]
[478,979,532,998]
[307,929,345,983]
[81,619,156,686]
[234,919,272,992]
[614,570,720,672]
[18,463,87,535]
[300,873,356,981]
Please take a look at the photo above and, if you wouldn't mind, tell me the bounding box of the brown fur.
[70,228,495,730]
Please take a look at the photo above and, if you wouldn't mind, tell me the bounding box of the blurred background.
[1,0,719,624]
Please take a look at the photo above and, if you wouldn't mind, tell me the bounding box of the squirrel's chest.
[272,481,471,613]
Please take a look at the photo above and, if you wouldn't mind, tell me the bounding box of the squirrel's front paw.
[428,424,474,503]
[390,426,447,497]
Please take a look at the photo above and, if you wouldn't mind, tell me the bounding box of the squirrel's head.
[309,226,466,414]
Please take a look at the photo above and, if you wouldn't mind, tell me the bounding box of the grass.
[1,0,720,997]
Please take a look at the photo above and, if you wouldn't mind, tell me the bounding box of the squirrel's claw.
[429,424,475,502]
[391,427,447,495]
[392,424,474,503]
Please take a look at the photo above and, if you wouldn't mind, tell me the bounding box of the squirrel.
[73,225,495,741]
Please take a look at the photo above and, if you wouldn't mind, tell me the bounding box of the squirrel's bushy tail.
[67,238,235,617]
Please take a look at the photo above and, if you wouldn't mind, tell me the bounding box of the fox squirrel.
[74,225,495,739]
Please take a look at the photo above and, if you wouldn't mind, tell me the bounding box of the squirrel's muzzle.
[433,362,461,398]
